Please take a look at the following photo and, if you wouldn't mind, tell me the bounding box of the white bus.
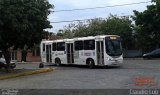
[40,40,53,63]
[40,35,123,68]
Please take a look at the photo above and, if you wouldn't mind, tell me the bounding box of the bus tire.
[87,59,94,69]
[55,58,61,66]
[39,63,44,68]
[10,63,16,69]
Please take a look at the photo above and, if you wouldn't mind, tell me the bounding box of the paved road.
[0,60,160,89]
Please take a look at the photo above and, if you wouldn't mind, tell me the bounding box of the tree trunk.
[3,49,11,72]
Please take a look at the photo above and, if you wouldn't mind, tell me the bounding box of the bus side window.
[52,43,57,51]
[57,42,65,51]
[43,43,45,51]
[84,40,95,50]
[74,41,83,50]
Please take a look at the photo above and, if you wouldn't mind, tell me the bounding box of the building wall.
[16,50,21,61]
[26,51,41,62]
[14,49,41,62]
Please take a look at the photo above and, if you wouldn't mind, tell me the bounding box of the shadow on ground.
[46,64,121,69]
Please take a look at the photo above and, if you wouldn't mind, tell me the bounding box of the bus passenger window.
[74,41,83,50]
[52,43,57,51]
[57,42,65,51]
[84,40,95,50]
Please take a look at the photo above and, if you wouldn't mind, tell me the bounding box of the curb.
[17,62,41,64]
[0,68,54,80]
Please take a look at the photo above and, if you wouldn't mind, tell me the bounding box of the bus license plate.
[113,60,118,65]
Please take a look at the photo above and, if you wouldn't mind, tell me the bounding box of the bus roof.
[74,36,95,41]
[41,40,54,44]
[74,35,119,40]
[52,39,73,42]
[42,35,120,43]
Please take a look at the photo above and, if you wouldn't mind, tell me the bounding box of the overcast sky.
[47,0,151,33]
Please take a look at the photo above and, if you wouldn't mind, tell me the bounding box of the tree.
[104,15,134,49]
[59,15,134,49]
[133,0,160,52]
[73,21,89,37]
[0,0,53,69]
[74,18,106,37]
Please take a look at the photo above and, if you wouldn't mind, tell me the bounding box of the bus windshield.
[105,37,122,56]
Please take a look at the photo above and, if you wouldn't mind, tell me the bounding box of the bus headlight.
[107,58,111,61]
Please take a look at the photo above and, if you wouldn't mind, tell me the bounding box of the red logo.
[133,76,157,87]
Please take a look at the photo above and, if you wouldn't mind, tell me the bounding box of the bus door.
[96,41,104,65]
[46,44,52,63]
[66,43,74,64]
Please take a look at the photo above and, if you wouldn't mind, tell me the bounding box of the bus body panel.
[55,51,67,64]
[51,51,55,63]
[74,50,84,65]
[81,50,96,65]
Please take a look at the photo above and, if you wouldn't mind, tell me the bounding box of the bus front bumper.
[105,60,123,66]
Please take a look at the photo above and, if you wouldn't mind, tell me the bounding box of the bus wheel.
[39,63,44,68]
[55,58,61,66]
[87,59,94,69]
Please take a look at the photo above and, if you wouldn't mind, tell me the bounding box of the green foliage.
[133,0,160,52]
[104,15,133,49]
[58,15,134,49]
[0,0,53,50]
[0,0,53,66]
